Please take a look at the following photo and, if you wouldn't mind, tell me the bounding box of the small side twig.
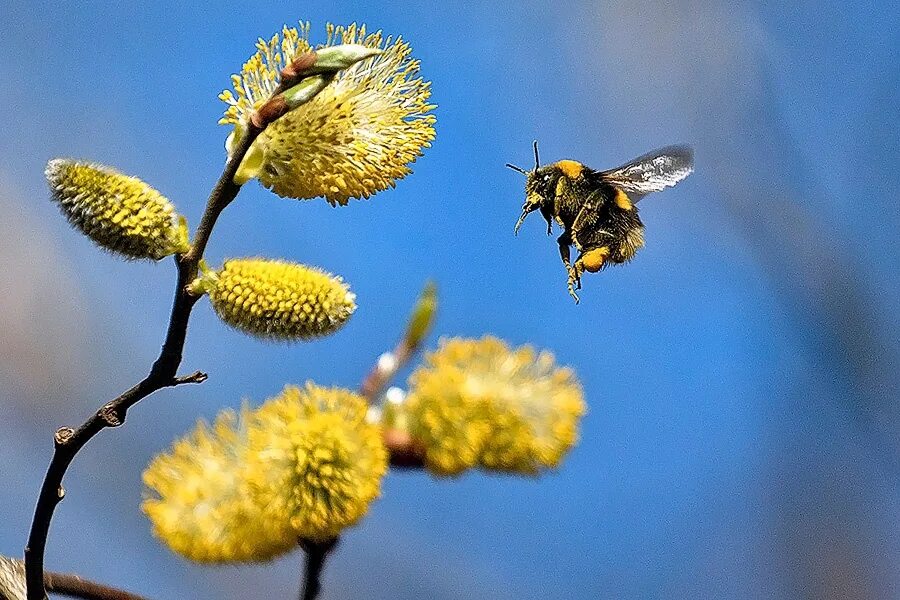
[172,370,209,385]
[0,556,149,600]
[45,571,150,600]
[298,539,337,600]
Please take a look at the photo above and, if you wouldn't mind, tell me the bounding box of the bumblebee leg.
[557,232,572,268]
[569,196,599,250]
[570,259,585,290]
[571,215,598,250]
[557,233,580,304]
[566,272,580,303]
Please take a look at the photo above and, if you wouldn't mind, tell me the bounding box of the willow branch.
[360,283,435,467]
[23,119,265,600]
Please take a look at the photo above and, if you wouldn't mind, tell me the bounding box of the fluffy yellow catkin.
[45,159,188,260]
[142,407,298,563]
[404,336,586,476]
[198,258,356,340]
[220,22,436,205]
[246,384,388,541]
[142,384,388,562]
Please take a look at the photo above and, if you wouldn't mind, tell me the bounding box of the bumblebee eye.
[542,174,551,183]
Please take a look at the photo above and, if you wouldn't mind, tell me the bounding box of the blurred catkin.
[46,159,188,260]
[0,556,24,600]
[143,384,387,561]
[247,384,388,541]
[404,336,585,476]
[142,406,298,562]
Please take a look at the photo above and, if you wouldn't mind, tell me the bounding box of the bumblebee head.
[508,141,560,235]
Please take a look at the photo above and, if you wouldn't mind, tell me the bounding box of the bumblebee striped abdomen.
[568,183,644,261]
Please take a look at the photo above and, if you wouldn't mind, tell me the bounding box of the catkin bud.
[46,159,189,260]
[194,258,356,340]
[404,281,437,348]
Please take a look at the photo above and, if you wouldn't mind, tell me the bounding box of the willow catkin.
[198,258,356,340]
[45,159,188,260]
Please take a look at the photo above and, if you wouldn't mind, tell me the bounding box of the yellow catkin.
[405,336,586,476]
[142,385,388,562]
[205,258,356,340]
[220,22,436,205]
[142,407,298,563]
[246,384,388,541]
[45,159,188,260]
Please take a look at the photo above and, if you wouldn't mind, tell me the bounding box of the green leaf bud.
[305,44,383,75]
[404,281,437,349]
[281,73,335,110]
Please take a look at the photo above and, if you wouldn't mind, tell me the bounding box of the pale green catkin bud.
[282,74,335,110]
[193,258,356,340]
[304,44,383,75]
[404,281,437,348]
[46,159,189,260]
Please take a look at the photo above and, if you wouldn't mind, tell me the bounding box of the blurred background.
[1,1,898,598]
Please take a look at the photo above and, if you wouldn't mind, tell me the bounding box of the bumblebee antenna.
[533,140,540,169]
[505,163,528,175]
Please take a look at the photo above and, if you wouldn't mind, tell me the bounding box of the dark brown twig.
[45,571,150,600]
[23,119,266,600]
[0,556,149,600]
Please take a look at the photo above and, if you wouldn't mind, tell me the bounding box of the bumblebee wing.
[598,145,693,199]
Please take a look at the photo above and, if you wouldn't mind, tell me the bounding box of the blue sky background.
[0,1,898,598]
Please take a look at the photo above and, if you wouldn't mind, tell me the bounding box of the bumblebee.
[507,142,694,302]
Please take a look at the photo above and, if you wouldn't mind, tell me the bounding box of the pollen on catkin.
[46,159,189,260]
[197,258,356,341]
[142,407,298,563]
[246,383,388,541]
[405,336,586,476]
[220,22,436,205]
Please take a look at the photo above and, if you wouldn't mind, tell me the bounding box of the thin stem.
[298,539,337,600]
[45,571,150,600]
[23,123,263,600]
[359,344,413,403]
[359,282,436,403]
